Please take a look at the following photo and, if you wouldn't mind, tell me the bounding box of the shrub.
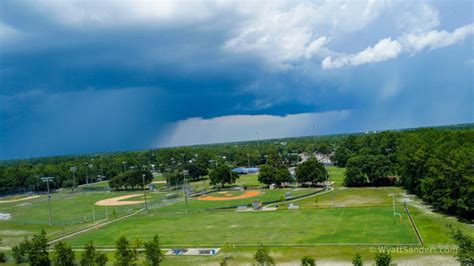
[254,245,275,266]
[375,250,391,266]
[301,255,315,266]
[352,253,363,266]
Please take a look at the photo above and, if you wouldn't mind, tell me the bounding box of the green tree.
[186,163,208,181]
[352,253,363,266]
[301,255,315,265]
[452,228,474,265]
[374,250,391,266]
[331,146,352,167]
[80,241,97,266]
[209,165,239,187]
[275,166,292,186]
[144,234,164,266]
[254,245,275,266]
[295,159,327,186]
[95,253,108,266]
[27,229,50,266]
[109,170,153,190]
[115,236,136,266]
[53,242,75,266]
[344,157,367,187]
[12,238,30,264]
[258,165,276,186]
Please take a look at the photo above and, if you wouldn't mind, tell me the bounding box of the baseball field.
[0,167,470,265]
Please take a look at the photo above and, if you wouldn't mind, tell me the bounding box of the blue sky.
[0,0,473,159]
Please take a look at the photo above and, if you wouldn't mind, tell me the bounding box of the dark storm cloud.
[0,0,472,159]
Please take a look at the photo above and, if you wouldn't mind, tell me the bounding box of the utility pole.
[41,176,54,226]
[247,153,250,168]
[142,174,148,211]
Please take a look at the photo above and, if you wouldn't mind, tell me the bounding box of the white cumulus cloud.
[322,38,401,69]
[405,23,474,52]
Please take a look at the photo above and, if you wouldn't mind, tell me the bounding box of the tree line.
[0,134,342,193]
[332,128,473,220]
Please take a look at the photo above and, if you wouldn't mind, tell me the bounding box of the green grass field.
[0,190,168,247]
[66,205,418,247]
[235,173,262,187]
[1,166,471,265]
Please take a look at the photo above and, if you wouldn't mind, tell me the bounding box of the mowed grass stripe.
[66,206,419,247]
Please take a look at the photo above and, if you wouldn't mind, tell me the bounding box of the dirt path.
[0,195,40,203]
[197,190,261,201]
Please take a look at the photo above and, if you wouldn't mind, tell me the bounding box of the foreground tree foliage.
[80,241,108,266]
[144,234,164,266]
[301,255,316,266]
[352,253,363,266]
[12,230,50,266]
[115,236,137,266]
[254,245,275,266]
[451,227,474,265]
[53,242,75,266]
[374,250,392,266]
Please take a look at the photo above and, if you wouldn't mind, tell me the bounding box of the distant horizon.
[3,121,472,162]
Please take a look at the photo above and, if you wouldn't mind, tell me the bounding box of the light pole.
[70,166,77,192]
[182,170,189,213]
[87,164,93,184]
[247,153,250,168]
[41,176,54,226]
[142,174,148,211]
